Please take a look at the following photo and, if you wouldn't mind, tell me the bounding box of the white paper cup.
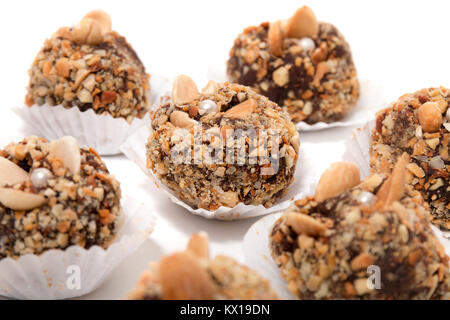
[120,126,316,220]
[243,212,295,300]
[13,75,170,156]
[0,196,156,300]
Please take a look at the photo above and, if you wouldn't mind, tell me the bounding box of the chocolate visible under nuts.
[370,87,450,230]
[227,7,359,124]
[270,164,450,299]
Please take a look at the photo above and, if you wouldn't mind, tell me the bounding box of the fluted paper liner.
[121,126,315,220]
[13,75,170,155]
[243,212,295,299]
[0,196,156,299]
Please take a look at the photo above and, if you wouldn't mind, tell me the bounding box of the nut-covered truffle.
[371,87,450,230]
[146,76,300,211]
[0,136,121,259]
[128,233,278,300]
[270,161,450,300]
[227,6,359,124]
[25,10,150,124]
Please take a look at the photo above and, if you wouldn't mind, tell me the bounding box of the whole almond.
[315,162,361,202]
[202,81,219,95]
[0,157,30,187]
[0,188,46,211]
[285,6,319,39]
[224,99,257,119]
[84,10,112,34]
[158,252,217,299]
[418,102,443,133]
[376,157,406,209]
[49,136,81,175]
[172,75,200,105]
[73,17,104,45]
[268,20,284,56]
[186,232,210,260]
[286,211,327,236]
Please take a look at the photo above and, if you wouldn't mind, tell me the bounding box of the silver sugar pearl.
[31,168,52,189]
[358,191,376,206]
[298,37,316,52]
[198,100,218,116]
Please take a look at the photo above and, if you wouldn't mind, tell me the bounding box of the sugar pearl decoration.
[198,100,218,116]
[358,191,376,206]
[298,37,315,52]
[31,168,52,188]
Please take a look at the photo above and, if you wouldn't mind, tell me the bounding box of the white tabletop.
[0,0,449,299]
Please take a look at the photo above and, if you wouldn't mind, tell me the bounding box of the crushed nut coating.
[146,81,300,211]
[25,19,150,123]
[371,87,450,230]
[270,173,450,300]
[227,22,359,124]
[0,136,121,259]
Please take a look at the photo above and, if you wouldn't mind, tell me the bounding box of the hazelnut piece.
[418,102,443,133]
[84,10,112,35]
[172,75,200,105]
[285,6,319,39]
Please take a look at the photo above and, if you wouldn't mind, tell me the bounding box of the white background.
[0,0,449,299]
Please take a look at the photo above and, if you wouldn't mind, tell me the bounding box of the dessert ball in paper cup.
[0,136,155,299]
[245,161,450,300]
[14,10,170,155]
[226,6,359,125]
[368,88,449,230]
[128,232,278,300]
[122,76,315,220]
